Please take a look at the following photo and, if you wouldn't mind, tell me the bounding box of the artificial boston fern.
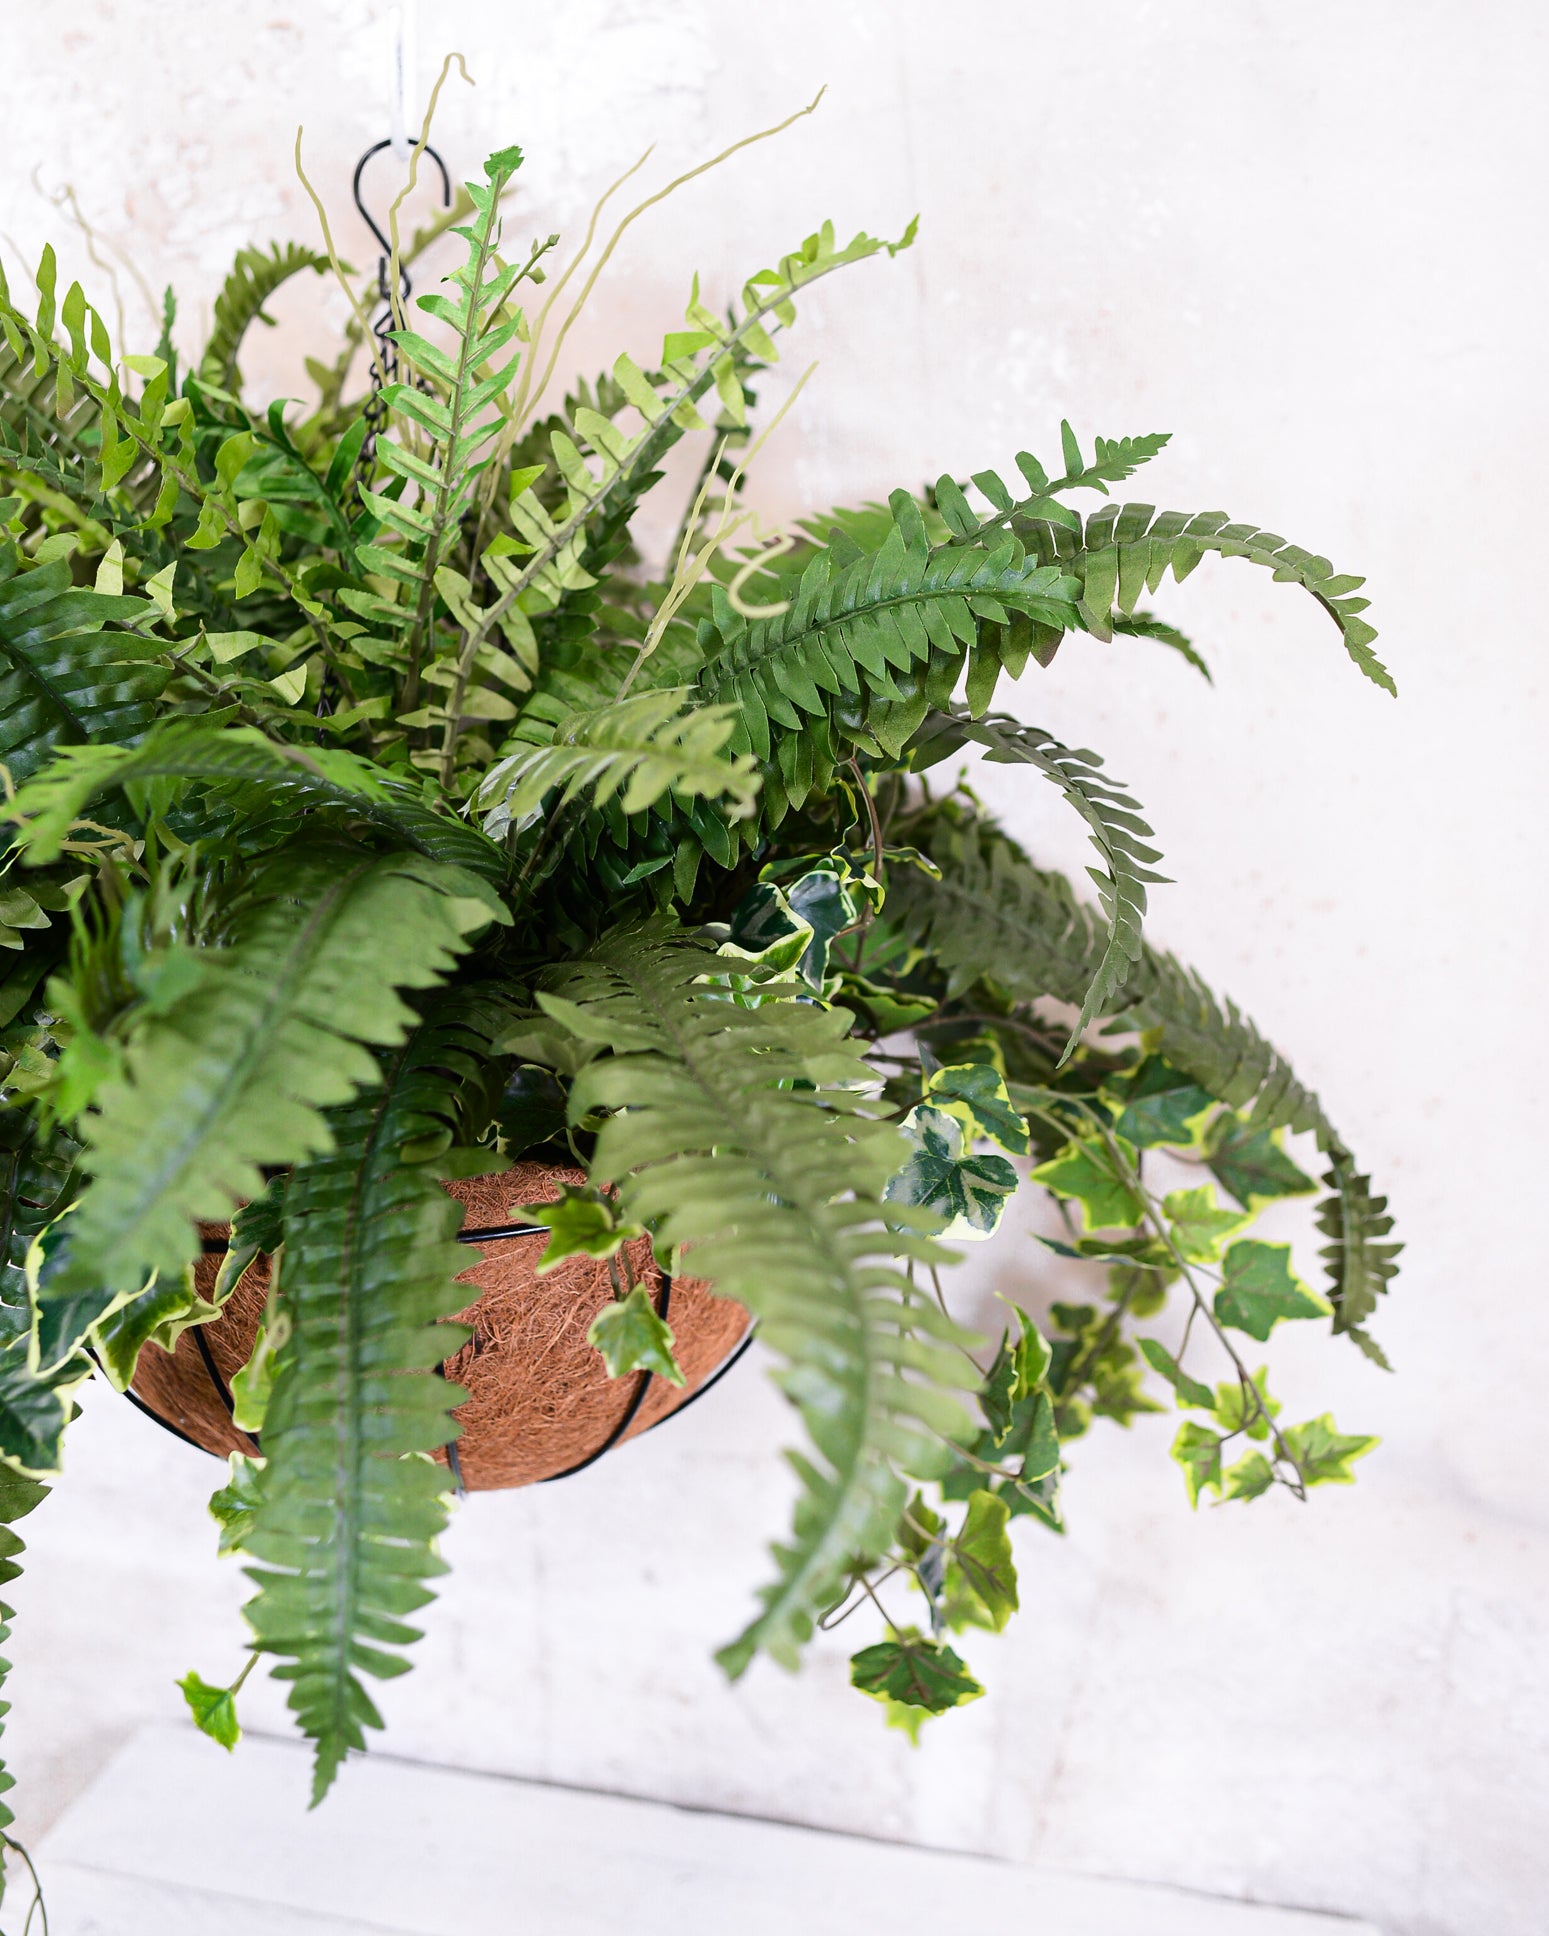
[0,106,1398,1853]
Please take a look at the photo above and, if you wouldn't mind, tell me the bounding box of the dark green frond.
[916,709,1168,1058]
[536,922,975,1673]
[8,721,507,882]
[243,988,513,1802]
[33,843,504,1368]
[197,242,330,394]
[693,499,1081,800]
[1019,502,1393,694]
[0,543,167,786]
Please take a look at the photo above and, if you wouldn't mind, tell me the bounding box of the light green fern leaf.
[933,709,1168,1059]
[8,719,505,882]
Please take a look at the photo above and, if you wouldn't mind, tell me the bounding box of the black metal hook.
[351,137,453,280]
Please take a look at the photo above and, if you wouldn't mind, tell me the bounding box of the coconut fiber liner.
[129,1161,751,1489]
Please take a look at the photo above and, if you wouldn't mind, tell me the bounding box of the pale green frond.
[535,921,976,1674]
[478,688,759,838]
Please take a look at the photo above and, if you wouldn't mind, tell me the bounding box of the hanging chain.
[348,138,451,484]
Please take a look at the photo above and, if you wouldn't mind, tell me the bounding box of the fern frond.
[0,321,114,508]
[0,543,167,785]
[478,689,759,839]
[32,844,505,1369]
[889,811,1400,1337]
[244,989,513,1802]
[929,710,1168,1058]
[1018,501,1393,694]
[537,921,975,1673]
[197,242,330,393]
[8,720,506,882]
[350,149,531,717]
[1316,1157,1401,1346]
[0,1460,48,1874]
[694,496,1081,799]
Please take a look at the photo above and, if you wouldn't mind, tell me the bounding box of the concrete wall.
[4,5,1546,1933]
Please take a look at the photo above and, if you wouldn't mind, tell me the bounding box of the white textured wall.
[4,6,1546,1934]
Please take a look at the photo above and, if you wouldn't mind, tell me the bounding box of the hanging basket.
[128,1161,752,1489]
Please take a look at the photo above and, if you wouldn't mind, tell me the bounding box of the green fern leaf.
[928,709,1168,1059]
[8,720,506,882]
[479,688,759,838]
[32,844,506,1369]
[0,542,167,786]
[693,504,1081,799]
[197,242,330,393]
[0,1459,48,1872]
[535,922,975,1673]
[243,989,513,1802]
[1020,502,1394,694]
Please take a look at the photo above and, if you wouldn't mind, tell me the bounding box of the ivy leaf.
[1139,1337,1216,1409]
[849,1630,984,1715]
[838,974,937,1035]
[518,1184,646,1271]
[587,1284,685,1385]
[208,1453,264,1557]
[176,1670,242,1751]
[721,878,817,977]
[978,1337,1018,1444]
[1222,1450,1276,1501]
[924,1063,1029,1155]
[952,1490,1019,1631]
[1001,1462,1063,1531]
[1214,1241,1332,1341]
[1010,1305,1053,1396]
[1031,1135,1144,1231]
[1212,1365,1280,1440]
[884,1103,1018,1239]
[1162,1184,1254,1263]
[1171,1420,1224,1507]
[1284,1413,1378,1486]
[1113,1057,1215,1148]
[784,863,862,987]
[882,1699,931,1744]
[1205,1116,1316,1209]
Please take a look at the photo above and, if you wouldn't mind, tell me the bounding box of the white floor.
[32,1725,1381,1936]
